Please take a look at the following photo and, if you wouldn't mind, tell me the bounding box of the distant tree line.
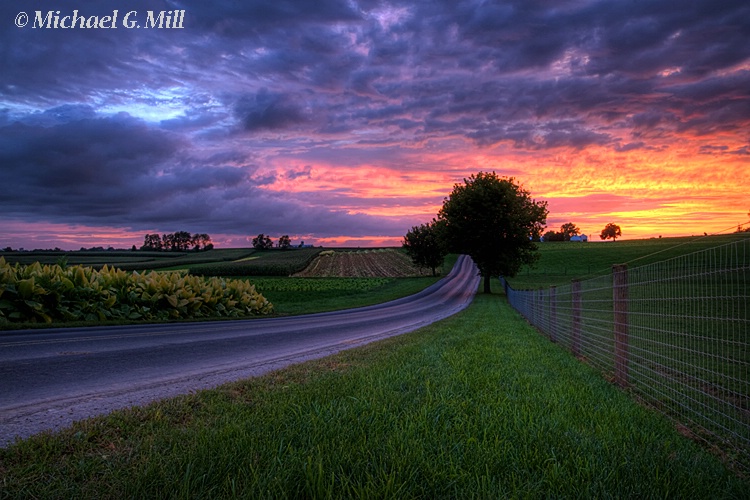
[543,222,582,242]
[251,234,298,250]
[141,232,213,251]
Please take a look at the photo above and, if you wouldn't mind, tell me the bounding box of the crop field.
[0,258,273,325]
[0,249,452,327]
[250,277,392,292]
[189,248,322,277]
[294,248,433,277]
[0,248,255,272]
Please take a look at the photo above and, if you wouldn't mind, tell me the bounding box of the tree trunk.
[483,274,491,294]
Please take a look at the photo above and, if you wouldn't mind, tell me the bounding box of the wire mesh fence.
[502,238,749,471]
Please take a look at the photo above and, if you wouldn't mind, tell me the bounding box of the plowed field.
[293,249,433,277]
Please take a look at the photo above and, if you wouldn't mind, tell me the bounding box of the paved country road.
[0,255,479,446]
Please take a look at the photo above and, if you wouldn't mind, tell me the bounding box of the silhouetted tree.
[142,233,163,250]
[278,235,292,249]
[171,231,193,251]
[560,222,581,241]
[543,230,564,242]
[600,223,622,241]
[192,233,213,250]
[403,220,447,276]
[252,233,274,250]
[438,172,548,293]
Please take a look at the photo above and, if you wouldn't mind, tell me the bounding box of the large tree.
[403,220,447,276]
[171,231,193,251]
[192,233,213,250]
[559,222,581,241]
[142,233,162,251]
[438,172,548,293]
[278,235,292,249]
[600,223,622,241]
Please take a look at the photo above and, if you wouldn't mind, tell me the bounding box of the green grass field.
[505,233,750,473]
[1,285,746,497]
[251,277,439,316]
[509,233,750,289]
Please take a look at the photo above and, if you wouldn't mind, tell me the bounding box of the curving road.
[0,255,479,446]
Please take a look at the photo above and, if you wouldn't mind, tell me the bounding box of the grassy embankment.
[2,280,746,498]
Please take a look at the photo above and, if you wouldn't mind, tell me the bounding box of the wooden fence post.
[613,264,629,387]
[571,279,581,357]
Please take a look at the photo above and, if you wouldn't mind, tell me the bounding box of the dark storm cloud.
[180,0,360,38]
[0,113,181,213]
[584,0,750,78]
[1,0,749,245]
[0,0,182,103]
[234,90,310,132]
[0,107,403,238]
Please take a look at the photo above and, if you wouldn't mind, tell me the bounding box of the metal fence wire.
[502,238,749,471]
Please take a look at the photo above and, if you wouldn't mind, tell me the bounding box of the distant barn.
[570,234,588,242]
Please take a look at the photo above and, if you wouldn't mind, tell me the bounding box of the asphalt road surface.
[0,255,479,446]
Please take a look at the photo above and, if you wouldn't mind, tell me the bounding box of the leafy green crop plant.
[0,257,272,324]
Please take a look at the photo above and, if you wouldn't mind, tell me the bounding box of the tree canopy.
[252,233,274,250]
[403,220,447,276]
[600,223,622,241]
[278,235,292,249]
[560,222,581,241]
[438,172,548,293]
[141,232,213,251]
[543,222,581,242]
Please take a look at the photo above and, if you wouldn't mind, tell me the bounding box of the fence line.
[502,238,749,471]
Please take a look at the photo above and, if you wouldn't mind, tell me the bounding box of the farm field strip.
[189,248,322,277]
[294,249,432,278]
[0,248,257,272]
[250,277,392,292]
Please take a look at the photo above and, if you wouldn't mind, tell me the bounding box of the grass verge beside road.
[1,284,745,498]
[254,276,441,316]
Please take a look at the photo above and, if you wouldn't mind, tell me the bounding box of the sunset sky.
[1,0,748,249]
